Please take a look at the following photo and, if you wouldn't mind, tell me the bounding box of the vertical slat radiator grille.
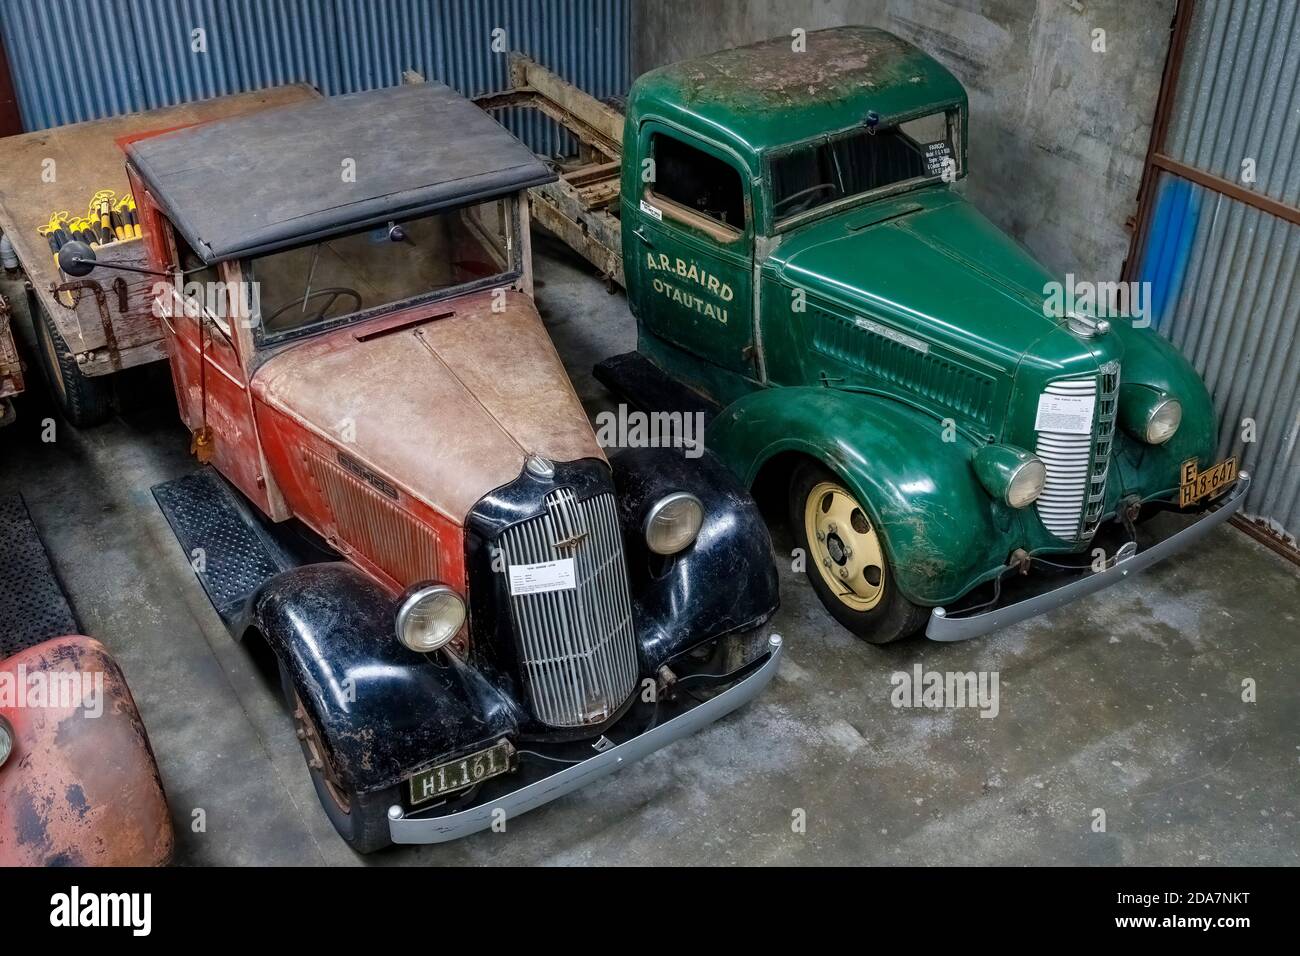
[1035,364,1120,540]
[305,450,440,587]
[499,489,638,728]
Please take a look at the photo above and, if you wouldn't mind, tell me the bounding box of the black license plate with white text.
[408,739,515,806]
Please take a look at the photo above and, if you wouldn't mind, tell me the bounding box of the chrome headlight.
[1120,385,1183,445]
[1007,457,1047,508]
[395,584,466,653]
[973,444,1046,509]
[0,715,13,770]
[1144,398,1182,444]
[644,492,704,555]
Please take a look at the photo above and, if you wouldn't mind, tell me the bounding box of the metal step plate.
[0,494,79,657]
[151,469,285,626]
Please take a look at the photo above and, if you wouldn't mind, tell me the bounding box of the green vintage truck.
[479,27,1247,643]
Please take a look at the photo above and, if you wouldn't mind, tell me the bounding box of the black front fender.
[609,447,779,670]
[242,563,518,795]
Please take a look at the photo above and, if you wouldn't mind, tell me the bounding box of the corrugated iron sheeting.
[0,0,629,156]
[1166,0,1300,208]
[1141,0,1300,543]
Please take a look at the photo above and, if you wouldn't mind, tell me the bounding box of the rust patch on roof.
[666,27,928,108]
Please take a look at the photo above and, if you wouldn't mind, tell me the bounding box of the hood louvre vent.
[305,450,441,588]
[811,306,997,426]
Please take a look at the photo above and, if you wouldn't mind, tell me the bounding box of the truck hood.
[772,190,1076,373]
[252,290,604,523]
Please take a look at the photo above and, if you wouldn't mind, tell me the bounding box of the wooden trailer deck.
[475,55,627,287]
[0,85,317,380]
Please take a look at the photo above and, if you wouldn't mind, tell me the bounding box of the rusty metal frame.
[1122,0,1195,283]
[0,30,20,137]
[1125,0,1300,279]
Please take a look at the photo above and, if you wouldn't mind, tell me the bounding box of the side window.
[169,226,231,335]
[648,133,745,239]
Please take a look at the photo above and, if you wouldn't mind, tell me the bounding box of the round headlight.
[395,585,466,653]
[1006,457,1047,508]
[0,715,13,770]
[974,444,1045,509]
[644,492,704,555]
[1145,398,1182,444]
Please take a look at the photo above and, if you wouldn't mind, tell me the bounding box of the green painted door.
[631,122,755,377]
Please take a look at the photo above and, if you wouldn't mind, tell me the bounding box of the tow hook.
[657,664,677,694]
[1008,548,1031,575]
[1118,495,1141,540]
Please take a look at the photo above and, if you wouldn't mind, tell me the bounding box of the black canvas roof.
[127,83,554,263]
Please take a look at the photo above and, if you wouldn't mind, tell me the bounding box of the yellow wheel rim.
[803,481,886,612]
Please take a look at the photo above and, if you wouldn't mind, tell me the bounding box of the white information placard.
[507,558,577,596]
[1035,393,1096,435]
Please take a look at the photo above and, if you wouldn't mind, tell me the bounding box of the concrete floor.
[2,235,1297,865]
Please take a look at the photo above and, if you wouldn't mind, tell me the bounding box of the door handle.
[632,227,653,247]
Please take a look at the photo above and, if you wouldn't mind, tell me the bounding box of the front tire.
[35,305,113,427]
[789,462,927,644]
[280,664,395,854]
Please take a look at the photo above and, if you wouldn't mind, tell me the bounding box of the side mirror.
[57,241,98,277]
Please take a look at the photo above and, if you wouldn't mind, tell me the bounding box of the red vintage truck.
[59,81,782,852]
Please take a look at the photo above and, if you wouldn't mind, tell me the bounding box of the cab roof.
[128,83,554,263]
[628,27,966,167]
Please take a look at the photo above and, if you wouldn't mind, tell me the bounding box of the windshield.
[770,110,959,224]
[250,196,516,344]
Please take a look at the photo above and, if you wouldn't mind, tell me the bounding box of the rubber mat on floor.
[151,469,286,626]
[0,494,79,657]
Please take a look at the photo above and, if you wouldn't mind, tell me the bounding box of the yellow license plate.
[1179,456,1238,507]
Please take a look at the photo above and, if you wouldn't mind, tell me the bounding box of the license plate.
[408,739,515,806]
[1179,456,1238,507]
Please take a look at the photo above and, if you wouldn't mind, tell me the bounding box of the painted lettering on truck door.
[632,125,756,377]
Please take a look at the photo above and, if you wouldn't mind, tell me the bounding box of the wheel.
[279,663,395,854]
[35,305,112,427]
[789,462,928,644]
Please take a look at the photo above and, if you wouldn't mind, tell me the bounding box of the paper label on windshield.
[1035,393,1096,434]
[508,558,576,596]
[923,142,953,176]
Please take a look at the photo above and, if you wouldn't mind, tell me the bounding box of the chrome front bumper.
[926,473,1251,642]
[387,633,784,844]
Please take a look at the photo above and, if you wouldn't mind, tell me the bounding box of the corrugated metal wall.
[0,0,630,156]
[1137,0,1300,544]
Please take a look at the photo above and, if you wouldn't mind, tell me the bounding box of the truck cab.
[65,82,782,852]
[589,27,1247,643]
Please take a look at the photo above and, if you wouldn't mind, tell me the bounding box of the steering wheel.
[265,287,362,326]
[774,183,837,215]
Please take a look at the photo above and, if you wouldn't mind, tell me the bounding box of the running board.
[0,494,79,656]
[593,351,720,426]
[151,469,292,627]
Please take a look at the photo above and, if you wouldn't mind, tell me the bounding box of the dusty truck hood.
[252,290,603,523]
[771,189,1071,373]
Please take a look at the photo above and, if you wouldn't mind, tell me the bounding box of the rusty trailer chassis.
[475,54,627,287]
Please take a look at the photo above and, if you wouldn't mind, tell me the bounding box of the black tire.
[789,461,928,644]
[34,305,113,427]
[278,663,395,854]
